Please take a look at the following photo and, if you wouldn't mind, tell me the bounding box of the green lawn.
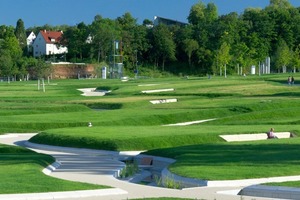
[0,144,107,194]
[1,74,300,191]
[146,137,300,180]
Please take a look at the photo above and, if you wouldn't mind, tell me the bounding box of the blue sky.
[1,0,300,28]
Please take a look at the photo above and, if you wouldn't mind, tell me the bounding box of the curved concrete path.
[0,134,273,200]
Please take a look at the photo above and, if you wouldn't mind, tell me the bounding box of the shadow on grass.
[84,102,123,110]
[146,142,300,166]
[139,93,239,98]
[272,92,300,97]
[0,154,54,167]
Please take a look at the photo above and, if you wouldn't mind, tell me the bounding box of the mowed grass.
[1,74,300,188]
[0,144,107,194]
[146,136,300,180]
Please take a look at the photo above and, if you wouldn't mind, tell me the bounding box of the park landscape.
[2,0,300,199]
[0,73,300,199]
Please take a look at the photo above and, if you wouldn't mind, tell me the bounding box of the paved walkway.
[0,134,276,200]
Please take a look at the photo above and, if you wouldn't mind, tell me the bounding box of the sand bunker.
[163,119,216,126]
[78,88,110,96]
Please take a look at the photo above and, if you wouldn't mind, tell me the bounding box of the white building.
[33,30,68,57]
[26,31,36,53]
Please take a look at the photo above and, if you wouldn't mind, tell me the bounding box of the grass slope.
[1,74,300,185]
[0,144,107,194]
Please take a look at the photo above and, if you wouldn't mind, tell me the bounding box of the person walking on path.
[291,76,295,85]
[288,76,292,85]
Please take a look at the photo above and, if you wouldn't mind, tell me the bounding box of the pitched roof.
[39,30,63,44]
[26,31,34,37]
[154,16,188,27]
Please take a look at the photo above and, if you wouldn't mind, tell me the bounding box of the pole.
[42,78,45,92]
[113,40,115,79]
[98,42,101,63]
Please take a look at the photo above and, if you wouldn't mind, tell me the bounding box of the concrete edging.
[42,161,61,175]
[161,168,208,188]
[141,88,174,94]
[239,185,300,200]
[220,132,292,142]
[0,189,127,200]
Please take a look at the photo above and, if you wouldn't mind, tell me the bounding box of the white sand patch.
[150,99,177,104]
[141,88,174,94]
[78,88,111,96]
[220,132,291,142]
[163,119,216,126]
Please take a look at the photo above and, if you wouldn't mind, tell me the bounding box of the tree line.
[1,0,300,80]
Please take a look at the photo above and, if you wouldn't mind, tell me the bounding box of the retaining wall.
[240,185,300,200]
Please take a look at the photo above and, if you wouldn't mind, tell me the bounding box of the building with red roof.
[33,30,68,57]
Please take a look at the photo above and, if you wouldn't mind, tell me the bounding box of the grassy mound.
[0,144,107,194]
[2,74,300,184]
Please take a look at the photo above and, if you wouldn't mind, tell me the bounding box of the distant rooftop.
[153,16,188,27]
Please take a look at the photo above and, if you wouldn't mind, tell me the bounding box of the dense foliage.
[1,0,300,79]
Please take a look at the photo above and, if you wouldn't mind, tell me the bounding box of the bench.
[220,132,292,142]
[138,157,153,170]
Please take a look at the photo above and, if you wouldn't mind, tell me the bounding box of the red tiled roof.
[40,30,63,44]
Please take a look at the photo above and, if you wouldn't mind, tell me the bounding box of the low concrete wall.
[141,88,174,94]
[239,185,300,200]
[220,132,292,142]
[161,168,207,188]
[134,155,175,172]
[149,99,177,104]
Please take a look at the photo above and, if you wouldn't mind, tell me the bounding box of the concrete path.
[0,134,275,200]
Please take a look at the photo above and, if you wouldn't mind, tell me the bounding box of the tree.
[0,49,13,82]
[0,25,22,81]
[117,12,137,68]
[151,24,176,70]
[269,0,292,8]
[291,44,300,73]
[188,1,218,74]
[182,39,199,67]
[266,1,295,50]
[61,22,90,61]
[116,12,149,69]
[188,1,206,25]
[188,1,217,25]
[142,19,153,27]
[130,25,149,69]
[34,58,52,79]
[231,42,250,75]
[90,15,120,63]
[216,42,231,77]
[274,39,292,72]
[14,19,27,53]
[17,57,38,81]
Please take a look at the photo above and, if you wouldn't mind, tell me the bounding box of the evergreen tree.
[14,19,27,52]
